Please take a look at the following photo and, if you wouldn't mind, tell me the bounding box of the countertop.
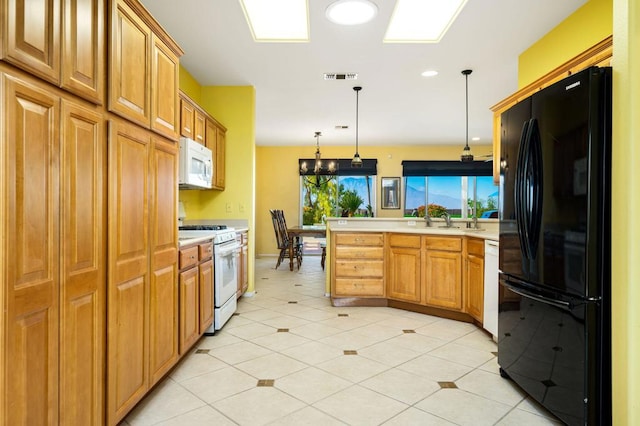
[326,217,499,241]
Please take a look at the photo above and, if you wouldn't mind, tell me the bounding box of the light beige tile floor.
[122,257,562,426]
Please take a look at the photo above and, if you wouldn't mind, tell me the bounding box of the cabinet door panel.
[199,259,214,332]
[425,251,462,310]
[466,255,484,322]
[179,267,199,354]
[60,100,105,425]
[107,120,150,424]
[180,97,194,138]
[109,0,150,127]
[149,136,178,383]
[3,0,61,83]
[2,74,60,425]
[149,264,178,385]
[61,0,104,103]
[214,126,225,189]
[194,109,205,144]
[151,35,179,139]
[387,246,421,302]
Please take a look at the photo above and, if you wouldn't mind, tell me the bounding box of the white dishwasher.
[483,240,499,339]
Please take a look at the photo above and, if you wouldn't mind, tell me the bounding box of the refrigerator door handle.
[526,119,543,257]
[504,281,573,310]
[515,120,531,259]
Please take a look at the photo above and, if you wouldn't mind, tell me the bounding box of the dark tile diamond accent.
[294,284,303,287]
[438,381,458,389]
[343,350,358,355]
[262,277,269,280]
[541,379,556,388]
[402,330,416,334]
[338,313,349,317]
[257,379,275,387]
[492,351,498,357]
[277,328,289,333]
[288,301,298,304]
[195,349,210,354]
[232,313,240,316]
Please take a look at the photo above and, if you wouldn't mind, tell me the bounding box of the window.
[402,161,498,219]
[299,159,377,224]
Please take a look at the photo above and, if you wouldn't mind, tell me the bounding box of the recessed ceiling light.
[384,0,468,43]
[421,70,438,77]
[472,137,480,141]
[240,0,309,41]
[326,0,378,26]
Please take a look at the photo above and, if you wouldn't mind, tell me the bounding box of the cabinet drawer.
[388,234,421,248]
[199,242,213,260]
[179,246,198,269]
[335,246,383,260]
[334,233,383,246]
[335,260,383,277]
[335,278,384,297]
[467,238,484,256]
[425,236,462,252]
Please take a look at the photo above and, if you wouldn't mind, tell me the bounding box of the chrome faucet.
[442,212,453,228]
[424,212,433,227]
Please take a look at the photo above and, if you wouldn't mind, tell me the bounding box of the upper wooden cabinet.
[490,36,612,184]
[2,0,105,103]
[180,91,227,190]
[109,0,182,139]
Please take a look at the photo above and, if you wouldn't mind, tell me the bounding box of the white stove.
[178,224,239,334]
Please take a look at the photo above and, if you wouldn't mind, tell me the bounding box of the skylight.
[240,0,309,42]
[384,0,468,43]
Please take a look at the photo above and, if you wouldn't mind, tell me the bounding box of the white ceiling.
[140,0,587,148]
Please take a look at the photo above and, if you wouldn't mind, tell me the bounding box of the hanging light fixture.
[300,131,336,187]
[460,69,474,162]
[351,86,363,168]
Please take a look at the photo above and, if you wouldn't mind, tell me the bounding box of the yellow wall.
[255,144,492,256]
[178,64,202,103]
[612,0,639,422]
[178,69,257,294]
[520,0,639,422]
[518,0,613,88]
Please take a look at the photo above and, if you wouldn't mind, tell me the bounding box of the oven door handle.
[216,243,240,256]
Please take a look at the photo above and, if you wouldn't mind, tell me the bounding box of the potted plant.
[339,190,364,217]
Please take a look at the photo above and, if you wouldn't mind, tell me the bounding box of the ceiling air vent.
[335,125,349,129]
[324,73,358,80]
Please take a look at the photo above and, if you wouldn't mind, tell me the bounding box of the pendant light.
[460,69,474,162]
[351,86,363,168]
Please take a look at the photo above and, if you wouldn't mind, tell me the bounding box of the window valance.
[401,160,492,177]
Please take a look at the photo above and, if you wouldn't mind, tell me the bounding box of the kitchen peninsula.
[326,217,498,330]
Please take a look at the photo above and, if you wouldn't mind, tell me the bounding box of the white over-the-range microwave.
[179,137,213,189]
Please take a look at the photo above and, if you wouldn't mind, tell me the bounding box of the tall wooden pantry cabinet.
[1,0,182,424]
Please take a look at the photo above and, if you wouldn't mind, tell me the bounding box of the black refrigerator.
[498,66,611,425]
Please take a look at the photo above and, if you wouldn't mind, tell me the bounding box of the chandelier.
[300,131,336,188]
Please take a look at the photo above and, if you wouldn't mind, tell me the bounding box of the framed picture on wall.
[381,177,400,209]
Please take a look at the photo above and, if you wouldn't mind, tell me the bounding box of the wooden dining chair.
[269,210,302,270]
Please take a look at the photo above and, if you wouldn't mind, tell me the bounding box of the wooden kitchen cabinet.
[107,118,179,425]
[178,240,214,354]
[180,92,227,189]
[424,236,463,311]
[1,70,107,425]
[180,96,195,138]
[237,231,249,298]
[332,233,385,298]
[465,238,485,322]
[2,0,105,103]
[110,0,182,137]
[386,234,422,303]
[491,36,612,184]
